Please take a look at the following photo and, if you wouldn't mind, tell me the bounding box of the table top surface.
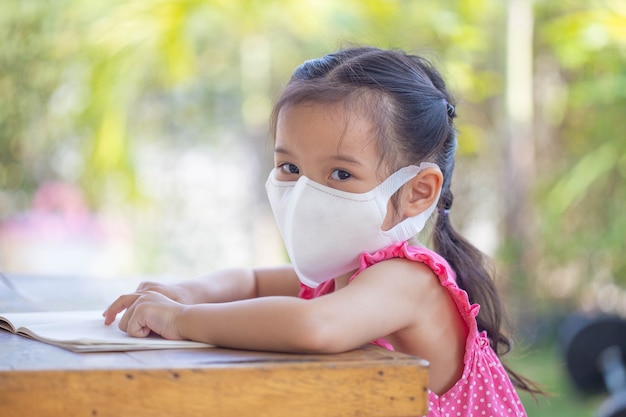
[0,273,429,417]
[0,273,429,370]
[0,328,424,371]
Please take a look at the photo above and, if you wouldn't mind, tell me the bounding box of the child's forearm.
[176,297,333,353]
[176,268,258,304]
[177,265,300,304]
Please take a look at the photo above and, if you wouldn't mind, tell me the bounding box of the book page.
[0,310,213,352]
[1,310,98,333]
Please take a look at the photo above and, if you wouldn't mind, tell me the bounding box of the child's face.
[273,101,401,231]
[273,102,385,194]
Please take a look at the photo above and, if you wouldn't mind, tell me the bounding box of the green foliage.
[2,0,625,308]
[534,1,626,297]
[0,1,69,196]
[1,0,501,203]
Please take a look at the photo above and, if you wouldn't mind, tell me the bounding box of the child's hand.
[103,291,185,340]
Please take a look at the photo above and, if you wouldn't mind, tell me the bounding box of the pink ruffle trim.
[354,241,479,331]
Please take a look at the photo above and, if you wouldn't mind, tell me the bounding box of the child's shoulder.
[353,241,455,285]
[350,249,449,304]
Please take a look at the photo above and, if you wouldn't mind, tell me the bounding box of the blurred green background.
[1,0,625,415]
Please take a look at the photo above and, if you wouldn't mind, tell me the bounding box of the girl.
[104,46,538,416]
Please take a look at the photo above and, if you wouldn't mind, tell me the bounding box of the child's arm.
[103,266,300,324]
[137,266,300,303]
[104,258,453,354]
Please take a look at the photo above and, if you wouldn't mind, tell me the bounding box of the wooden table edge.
[0,346,429,417]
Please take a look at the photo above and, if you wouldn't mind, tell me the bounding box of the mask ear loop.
[378,163,442,241]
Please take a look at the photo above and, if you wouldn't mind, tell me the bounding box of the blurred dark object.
[559,312,626,417]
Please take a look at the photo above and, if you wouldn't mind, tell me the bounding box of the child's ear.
[402,168,443,217]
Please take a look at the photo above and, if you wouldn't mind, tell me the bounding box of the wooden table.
[0,274,429,417]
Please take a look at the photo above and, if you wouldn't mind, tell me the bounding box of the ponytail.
[433,187,543,395]
[433,189,507,354]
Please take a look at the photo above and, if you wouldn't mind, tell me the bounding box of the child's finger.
[102,293,141,325]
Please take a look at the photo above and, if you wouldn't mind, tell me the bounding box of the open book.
[0,310,213,352]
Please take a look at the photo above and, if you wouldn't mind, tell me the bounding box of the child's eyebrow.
[273,146,292,156]
[332,153,364,167]
[274,146,363,167]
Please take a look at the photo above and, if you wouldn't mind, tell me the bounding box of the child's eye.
[279,163,300,175]
[330,169,351,181]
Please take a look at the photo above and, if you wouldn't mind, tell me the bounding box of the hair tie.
[443,99,456,119]
[438,207,451,217]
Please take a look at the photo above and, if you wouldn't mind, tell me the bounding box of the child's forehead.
[278,100,378,132]
[277,102,379,147]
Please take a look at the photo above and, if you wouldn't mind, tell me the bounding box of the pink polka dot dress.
[300,241,527,417]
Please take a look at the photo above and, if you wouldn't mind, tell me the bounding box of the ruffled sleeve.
[351,241,480,340]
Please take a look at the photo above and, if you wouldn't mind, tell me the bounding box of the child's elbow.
[290,315,350,354]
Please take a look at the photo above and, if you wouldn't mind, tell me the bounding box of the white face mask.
[265,162,441,288]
